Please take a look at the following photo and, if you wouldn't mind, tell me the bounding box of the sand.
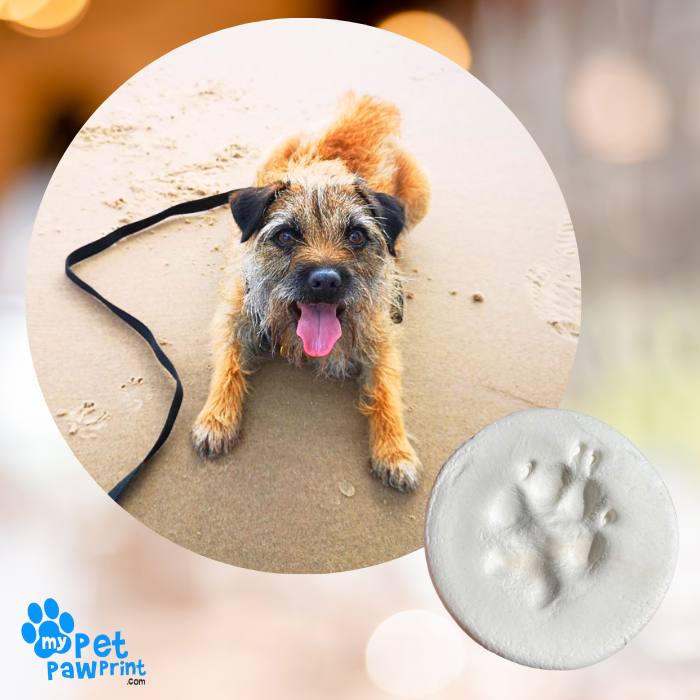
[25,20,579,573]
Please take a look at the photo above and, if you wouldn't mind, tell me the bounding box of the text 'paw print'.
[483,443,616,610]
[21,598,74,658]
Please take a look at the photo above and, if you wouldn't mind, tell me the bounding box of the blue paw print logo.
[21,598,74,659]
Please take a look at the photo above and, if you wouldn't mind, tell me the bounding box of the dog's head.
[230,175,405,360]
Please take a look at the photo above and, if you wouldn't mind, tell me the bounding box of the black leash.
[65,190,236,502]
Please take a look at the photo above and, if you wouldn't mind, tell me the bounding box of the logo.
[21,598,73,659]
[21,598,146,684]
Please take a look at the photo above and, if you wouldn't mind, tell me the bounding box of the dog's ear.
[229,183,284,243]
[371,191,406,256]
[356,183,406,256]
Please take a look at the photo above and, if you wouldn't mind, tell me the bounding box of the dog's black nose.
[307,267,342,301]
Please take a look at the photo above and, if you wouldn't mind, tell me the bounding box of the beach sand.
[25,20,579,573]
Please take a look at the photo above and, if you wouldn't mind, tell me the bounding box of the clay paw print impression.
[425,409,678,670]
[484,443,614,609]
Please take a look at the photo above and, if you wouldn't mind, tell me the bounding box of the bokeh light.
[567,53,671,163]
[378,11,472,71]
[366,610,466,697]
[2,0,88,34]
[0,0,51,21]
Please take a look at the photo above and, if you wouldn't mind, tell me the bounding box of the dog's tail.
[333,91,402,140]
[309,91,402,175]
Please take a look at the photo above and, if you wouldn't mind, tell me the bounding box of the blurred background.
[2,1,700,698]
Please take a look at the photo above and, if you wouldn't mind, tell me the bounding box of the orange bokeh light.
[1,0,52,21]
[2,0,89,35]
[378,11,472,71]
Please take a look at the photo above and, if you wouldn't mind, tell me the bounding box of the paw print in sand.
[483,443,616,609]
[21,598,74,658]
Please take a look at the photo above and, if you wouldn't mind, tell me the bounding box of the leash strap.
[65,190,235,502]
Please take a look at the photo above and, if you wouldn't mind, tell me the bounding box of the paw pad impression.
[484,442,616,609]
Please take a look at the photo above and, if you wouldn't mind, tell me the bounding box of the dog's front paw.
[371,451,421,492]
[192,411,239,458]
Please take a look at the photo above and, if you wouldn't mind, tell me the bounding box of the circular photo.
[26,18,580,573]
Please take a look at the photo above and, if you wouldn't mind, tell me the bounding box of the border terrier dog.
[191,92,430,491]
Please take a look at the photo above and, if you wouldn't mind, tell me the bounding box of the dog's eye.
[347,229,367,248]
[274,230,296,247]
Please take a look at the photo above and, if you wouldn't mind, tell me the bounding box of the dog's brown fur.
[192,92,430,491]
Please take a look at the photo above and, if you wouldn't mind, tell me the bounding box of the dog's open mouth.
[291,302,344,357]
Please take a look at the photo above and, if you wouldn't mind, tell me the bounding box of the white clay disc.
[425,408,678,670]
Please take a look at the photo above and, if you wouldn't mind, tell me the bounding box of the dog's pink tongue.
[296,303,342,357]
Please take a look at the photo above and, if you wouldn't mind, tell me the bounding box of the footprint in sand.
[56,401,110,439]
[526,219,581,340]
[119,375,151,413]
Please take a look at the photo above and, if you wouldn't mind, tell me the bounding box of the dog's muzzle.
[288,266,347,357]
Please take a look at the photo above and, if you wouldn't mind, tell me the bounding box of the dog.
[191,92,430,491]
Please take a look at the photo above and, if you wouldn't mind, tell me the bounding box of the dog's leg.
[361,336,421,492]
[192,296,248,458]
